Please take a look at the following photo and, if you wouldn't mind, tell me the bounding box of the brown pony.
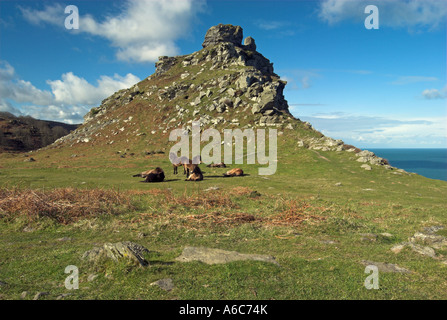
[223,168,244,177]
[169,153,202,176]
[133,167,165,182]
[186,165,203,181]
[206,162,226,168]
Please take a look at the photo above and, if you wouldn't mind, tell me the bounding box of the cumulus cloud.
[422,85,447,99]
[48,72,140,106]
[0,61,140,123]
[19,3,65,26]
[319,0,447,30]
[20,0,205,63]
[299,112,447,147]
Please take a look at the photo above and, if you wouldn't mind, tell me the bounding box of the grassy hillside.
[0,25,446,300]
[1,127,446,300]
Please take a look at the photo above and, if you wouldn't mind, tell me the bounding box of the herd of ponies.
[132,153,244,183]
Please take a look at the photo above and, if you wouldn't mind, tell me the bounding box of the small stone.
[176,246,279,266]
[20,291,28,299]
[204,187,220,192]
[380,233,393,238]
[137,232,147,239]
[391,243,407,254]
[87,274,98,282]
[361,164,372,171]
[150,278,175,292]
[56,293,72,300]
[33,292,50,300]
[23,226,34,233]
[57,237,72,242]
[360,233,377,242]
[361,260,411,273]
[335,182,342,187]
[408,243,436,258]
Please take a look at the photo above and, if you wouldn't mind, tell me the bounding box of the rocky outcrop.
[155,56,177,76]
[202,24,243,48]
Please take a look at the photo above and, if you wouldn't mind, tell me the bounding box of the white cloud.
[48,72,140,105]
[319,0,447,30]
[19,3,65,26]
[254,20,290,31]
[300,112,447,147]
[391,75,438,85]
[422,85,447,99]
[0,61,140,123]
[20,0,205,63]
[0,61,54,106]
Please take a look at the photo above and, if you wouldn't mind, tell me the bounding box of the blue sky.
[0,0,446,148]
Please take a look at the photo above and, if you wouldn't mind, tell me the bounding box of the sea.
[368,148,447,182]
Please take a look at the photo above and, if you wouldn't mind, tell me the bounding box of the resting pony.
[186,166,203,181]
[223,168,244,177]
[133,167,165,182]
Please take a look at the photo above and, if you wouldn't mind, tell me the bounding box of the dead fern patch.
[0,187,135,224]
[267,199,327,227]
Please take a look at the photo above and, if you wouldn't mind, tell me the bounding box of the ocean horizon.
[368,148,447,182]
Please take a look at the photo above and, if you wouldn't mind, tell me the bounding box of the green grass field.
[1,130,446,300]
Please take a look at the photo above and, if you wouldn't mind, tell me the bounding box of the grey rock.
[56,293,73,300]
[380,233,393,238]
[424,226,444,234]
[360,233,377,242]
[176,246,279,266]
[244,36,256,51]
[33,292,50,300]
[251,104,262,114]
[391,243,407,254]
[202,24,243,48]
[361,164,372,171]
[204,186,220,191]
[408,243,436,258]
[410,232,447,248]
[87,274,98,282]
[150,278,175,291]
[361,260,411,273]
[263,109,275,116]
[155,56,177,76]
[20,291,28,299]
[57,237,72,242]
[82,241,150,266]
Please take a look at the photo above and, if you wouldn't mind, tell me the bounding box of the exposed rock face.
[155,56,177,76]
[202,24,243,48]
